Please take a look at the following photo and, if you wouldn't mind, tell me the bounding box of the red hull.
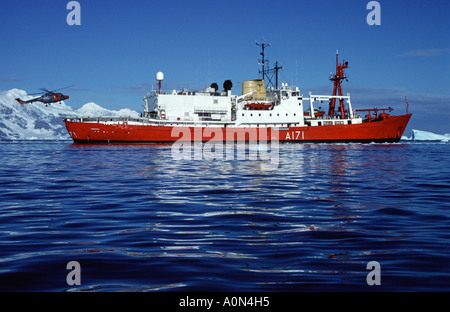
[64,114,411,144]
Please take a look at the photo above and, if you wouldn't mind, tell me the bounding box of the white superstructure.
[143,75,362,128]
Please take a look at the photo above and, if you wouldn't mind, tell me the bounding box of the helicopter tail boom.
[15,98,36,105]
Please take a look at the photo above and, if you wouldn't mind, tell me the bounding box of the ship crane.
[328,50,349,118]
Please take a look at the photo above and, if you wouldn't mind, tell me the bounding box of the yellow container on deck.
[242,79,266,101]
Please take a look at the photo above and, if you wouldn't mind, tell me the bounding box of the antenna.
[273,61,283,89]
[255,39,283,88]
[208,48,211,84]
[405,96,409,114]
[256,39,270,80]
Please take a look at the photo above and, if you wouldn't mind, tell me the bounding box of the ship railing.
[310,114,362,120]
[353,108,393,114]
[194,107,229,114]
[303,94,351,103]
[353,108,393,121]
[148,89,232,97]
[304,92,355,119]
[62,116,150,123]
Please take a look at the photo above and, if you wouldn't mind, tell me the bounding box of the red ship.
[63,46,411,144]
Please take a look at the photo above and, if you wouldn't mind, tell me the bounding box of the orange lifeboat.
[244,102,273,110]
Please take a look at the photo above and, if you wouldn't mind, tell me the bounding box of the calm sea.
[0,140,449,292]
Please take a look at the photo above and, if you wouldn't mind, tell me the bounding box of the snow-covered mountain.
[0,89,139,140]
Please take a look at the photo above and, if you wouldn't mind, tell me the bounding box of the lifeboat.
[244,102,273,110]
[304,110,325,117]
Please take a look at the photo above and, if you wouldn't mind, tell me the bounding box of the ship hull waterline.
[64,114,411,144]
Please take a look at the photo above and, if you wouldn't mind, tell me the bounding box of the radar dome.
[156,72,164,81]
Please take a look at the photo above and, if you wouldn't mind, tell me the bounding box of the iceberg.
[402,129,450,142]
[0,88,139,141]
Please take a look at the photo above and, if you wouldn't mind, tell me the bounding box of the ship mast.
[256,39,270,81]
[256,39,283,89]
[328,50,349,118]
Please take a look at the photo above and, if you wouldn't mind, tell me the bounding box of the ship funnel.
[210,83,219,92]
[223,80,233,92]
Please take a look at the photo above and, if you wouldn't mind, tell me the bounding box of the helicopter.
[15,86,72,106]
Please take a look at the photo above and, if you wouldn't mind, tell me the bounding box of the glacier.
[0,89,139,140]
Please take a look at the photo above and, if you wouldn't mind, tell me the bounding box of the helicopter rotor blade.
[50,85,75,92]
[29,85,75,96]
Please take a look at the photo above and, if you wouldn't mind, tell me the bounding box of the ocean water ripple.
[0,141,449,291]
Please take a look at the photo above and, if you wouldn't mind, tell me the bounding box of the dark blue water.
[1,141,449,292]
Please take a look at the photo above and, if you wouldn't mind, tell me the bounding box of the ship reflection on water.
[1,141,449,291]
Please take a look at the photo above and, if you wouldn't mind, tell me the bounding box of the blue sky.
[1,0,449,134]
